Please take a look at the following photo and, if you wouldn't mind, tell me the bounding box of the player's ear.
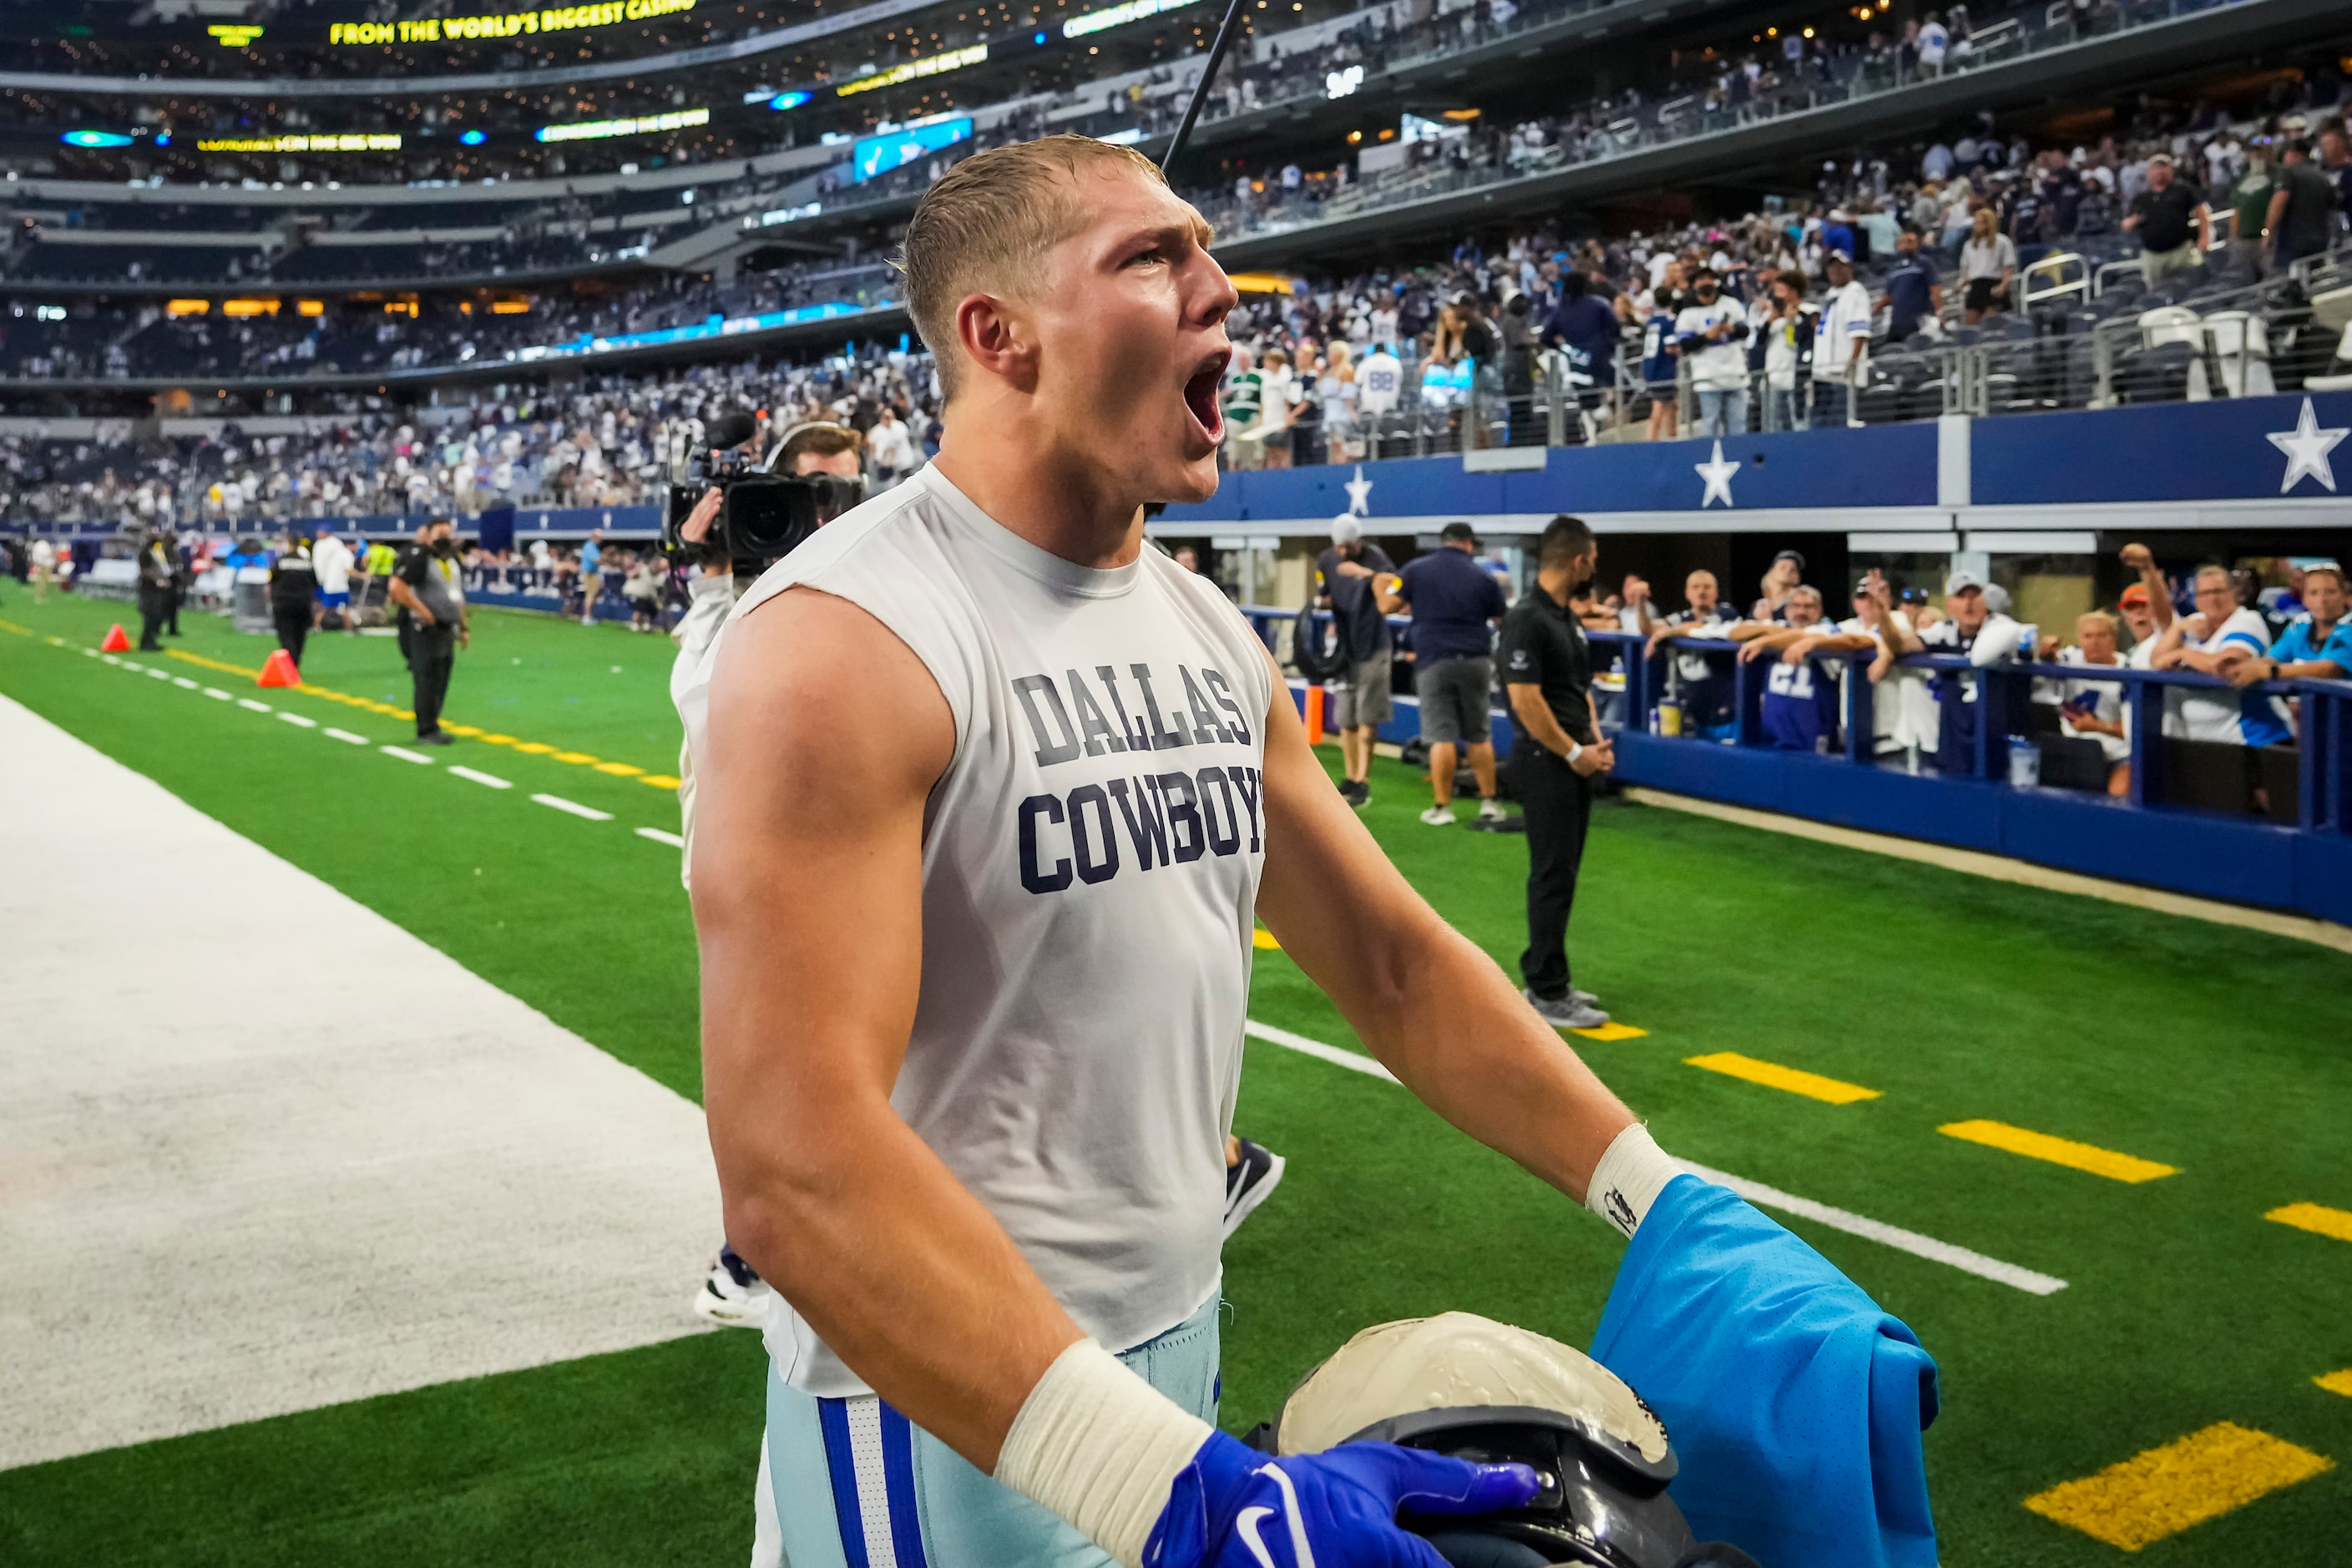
[954,291,1039,394]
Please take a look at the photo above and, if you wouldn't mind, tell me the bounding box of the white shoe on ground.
[1419,805,1457,826]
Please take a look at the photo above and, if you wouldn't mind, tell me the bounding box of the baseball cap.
[1853,576,1876,596]
[2119,584,2151,607]
[1983,583,2014,615]
[1774,549,1808,571]
[1440,521,1478,544]
[1823,247,1853,266]
[1945,569,1986,596]
[1331,515,1365,545]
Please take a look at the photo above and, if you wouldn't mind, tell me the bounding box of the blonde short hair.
[896,134,1168,401]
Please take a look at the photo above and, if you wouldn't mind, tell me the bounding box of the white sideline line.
[532,793,611,822]
[81,648,99,657]
[1243,1019,1400,1084]
[202,687,232,701]
[448,766,512,790]
[1243,1019,2067,1295]
[172,677,198,690]
[1677,1161,2069,1296]
[635,827,685,848]
[236,699,271,713]
[99,655,120,665]
[381,746,435,766]
[322,729,369,746]
[276,712,317,730]
[144,669,172,681]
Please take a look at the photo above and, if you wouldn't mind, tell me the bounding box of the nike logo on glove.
[1236,1506,1282,1568]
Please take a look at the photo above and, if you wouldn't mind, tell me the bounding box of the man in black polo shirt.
[1497,515,1616,1031]
[2124,154,2211,286]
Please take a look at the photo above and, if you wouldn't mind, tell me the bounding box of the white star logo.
[1343,464,1373,516]
[2267,397,2348,494]
[1694,439,1740,508]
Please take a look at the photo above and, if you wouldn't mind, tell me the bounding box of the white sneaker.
[1523,987,1611,1029]
[1419,805,1457,826]
[1478,798,1508,822]
[690,1247,773,1328]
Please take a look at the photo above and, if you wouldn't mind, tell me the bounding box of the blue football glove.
[1143,1429,1540,1568]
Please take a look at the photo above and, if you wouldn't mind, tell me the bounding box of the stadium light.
[769,90,812,111]
[459,129,488,145]
[1326,63,1363,99]
[60,130,135,148]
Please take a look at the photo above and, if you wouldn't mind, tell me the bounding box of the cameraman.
[669,417,867,1330]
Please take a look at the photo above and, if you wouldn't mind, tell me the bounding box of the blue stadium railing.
[1241,607,2352,928]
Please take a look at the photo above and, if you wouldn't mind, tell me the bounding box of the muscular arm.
[1255,652,1634,1203]
[694,588,1082,1472]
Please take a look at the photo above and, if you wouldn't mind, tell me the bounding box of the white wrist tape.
[995,1338,1215,1568]
[1585,1123,1682,1240]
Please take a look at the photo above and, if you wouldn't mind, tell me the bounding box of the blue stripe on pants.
[878,1403,933,1568]
[766,1294,1222,1567]
[817,1397,873,1568]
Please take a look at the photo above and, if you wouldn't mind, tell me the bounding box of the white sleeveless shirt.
[678,464,1273,1397]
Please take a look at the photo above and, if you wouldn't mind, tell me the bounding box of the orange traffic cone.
[257,649,301,688]
[99,624,130,653]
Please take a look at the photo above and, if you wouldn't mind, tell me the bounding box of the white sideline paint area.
[0,695,721,1471]
[1243,1020,2067,1296]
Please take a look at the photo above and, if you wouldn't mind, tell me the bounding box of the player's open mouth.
[1184,351,1228,445]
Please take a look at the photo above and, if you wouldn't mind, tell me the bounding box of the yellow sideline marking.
[1687,1051,1880,1105]
[1252,928,1282,950]
[0,616,31,635]
[2266,1201,2352,1243]
[1940,1120,2178,1183]
[2025,1423,2332,1550]
[1571,1021,1649,1041]
[58,623,710,794]
[2314,1369,2352,1398]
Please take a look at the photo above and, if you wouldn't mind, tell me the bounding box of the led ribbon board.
[836,43,987,96]
[331,0,694,45]
[1063,0,1201,39]
[535,107,709,143]
[195,134,404,151]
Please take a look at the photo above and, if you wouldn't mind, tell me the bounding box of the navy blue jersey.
[1762,654,1840,751]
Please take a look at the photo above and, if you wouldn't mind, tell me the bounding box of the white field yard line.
[1242,1020,2068,1296]
[532,793,612,822]
[56,629,687,852]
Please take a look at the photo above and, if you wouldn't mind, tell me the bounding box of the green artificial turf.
[3,589,2349,1567]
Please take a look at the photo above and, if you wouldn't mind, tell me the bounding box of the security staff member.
[385,517,468,745]
[267,534,316,670]
[1497,514,1616,1031]
[134,527,176,651]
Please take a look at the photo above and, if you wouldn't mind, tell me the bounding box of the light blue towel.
[1591,1175,1940,1568]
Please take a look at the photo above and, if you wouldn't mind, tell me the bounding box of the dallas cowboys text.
[1010,662,1262,894]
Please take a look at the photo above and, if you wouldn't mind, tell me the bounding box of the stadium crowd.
[0,348,935,524]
